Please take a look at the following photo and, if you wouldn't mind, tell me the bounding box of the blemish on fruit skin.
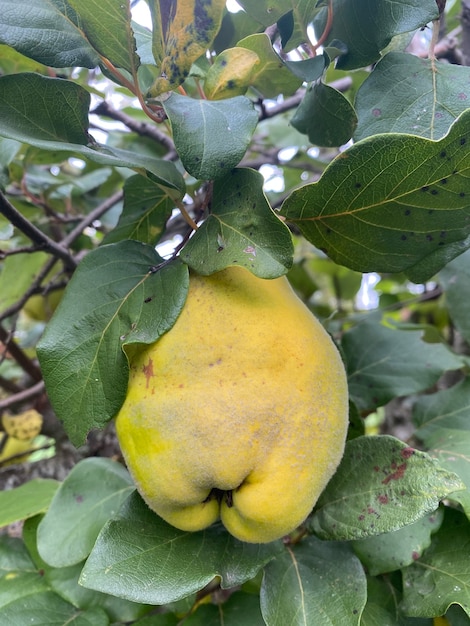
[401,447,415,459]
[142,358,154,389]
[377,494,389,504]
[412,551,420,561]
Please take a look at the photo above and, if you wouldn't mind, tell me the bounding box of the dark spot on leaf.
[440,178,447,184]
[358,514,365,521]
[460,137,467,145]
[426,234,434,241]
[372,108,381,117]
[412,551,420,561]
[355,182,361,188]
[401,447,415,459]
[405,209,411,215]
[430,189,439,195]
[227,79,236,89]
[458,92,468,101]
[460,192,466,197]
[401,235,407,241]
[382,462,407,485]
[377,494,389,504]
[144,297,152,303]
[75,494,84,503]
[440,150,447,158]
[421,186,429,192]
[220,59,227,67]
[440,231,446,238]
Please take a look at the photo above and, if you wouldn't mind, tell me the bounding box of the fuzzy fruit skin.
[116,266,348,543]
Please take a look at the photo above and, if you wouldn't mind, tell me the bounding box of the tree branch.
[0,191,77,270]
[0,325,43,382]
[92,101,177,159]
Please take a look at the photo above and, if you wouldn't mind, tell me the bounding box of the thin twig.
[0,191,77,270]
[0,325,43,382]
[0,380,45,413]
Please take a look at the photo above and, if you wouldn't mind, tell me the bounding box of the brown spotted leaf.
[149,0,226,95]
[311,435,464,541]
[280,110,470,282]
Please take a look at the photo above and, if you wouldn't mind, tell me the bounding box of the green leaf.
[162,92,258,180]
[284,55,326,82]
[180,168,294,278]
[344,317,463,412]
[351,508,444,576]
[37,458,134,568]
[237,33,302,98]
[424,429,470,519]
[260,537,367,625]
[67,0,139,73]
[355,52,470,141]
[0,480,59,528]
[37,243,189,445]
[413,378,470,439]
[280,110,470,279]
[183,591,265,625]
[439,249,470,343]
[291,81,357,147]
[401,508,470,619]
[80,491,282,605]
[314,0,438,70]
[0,536,35,573]
[23,517,147,622]
[0,591,109,626]
[103,174,175,245]
[0,0,99,68]
[148,0,226,95]
[0,73,185,192]
[311,435,464,541]
[0,73,89,145]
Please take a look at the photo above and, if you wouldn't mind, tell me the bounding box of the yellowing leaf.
[149,0,226,95]
[205,47,259,100]
[2,409,43,440]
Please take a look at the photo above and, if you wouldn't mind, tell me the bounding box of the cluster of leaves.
[1,0,470,624]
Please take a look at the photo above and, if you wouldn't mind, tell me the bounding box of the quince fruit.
[116,266,348,543]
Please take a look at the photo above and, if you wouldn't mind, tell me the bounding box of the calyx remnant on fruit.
[116,265,348,543]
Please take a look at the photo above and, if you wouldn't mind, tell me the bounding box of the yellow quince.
[116,266,348,543]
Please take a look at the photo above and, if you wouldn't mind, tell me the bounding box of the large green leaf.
[148,0,226,95]
[280,110,470,281]
[37,458,134,568]
[0,0,99,68]
[260,537,367,625]
[180,168,293,278]
[80,491,282,604]
[313,0,438,70]
[344,318,463,412]
[311,436,464,541]
[0,73,185,193]
[163,92,258,180]
[67,0,139,72]
[439,249,470,343]
[401,508,470,619]
[355,52,470,141]
[37,242,189,445]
